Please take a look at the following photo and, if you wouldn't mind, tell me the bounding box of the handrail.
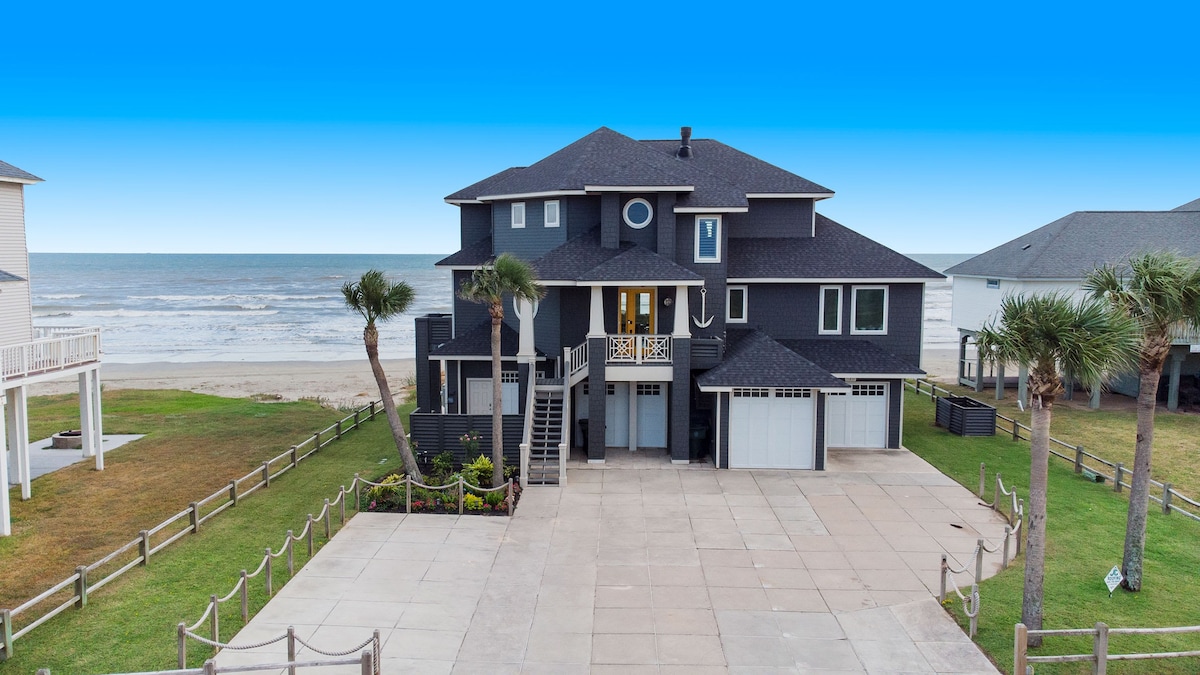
[519,365,537,490]
[905,379,1200,522]
[1015,621,1200,674]
[0,328,102,382]
[606,334,672,364]
[0,400,382,663]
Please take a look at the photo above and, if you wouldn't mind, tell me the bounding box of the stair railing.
[559,373,571,486]
[518,365,537,490]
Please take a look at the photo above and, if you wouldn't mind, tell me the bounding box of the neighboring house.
[410,127,941,484]
[946,199,1200,409]
[0,160,103,536]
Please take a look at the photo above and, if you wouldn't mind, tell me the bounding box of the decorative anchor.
[692,286,714,328]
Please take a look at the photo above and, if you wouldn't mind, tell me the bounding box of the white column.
[0,391,10,536]
[588,286,605,338]
[92,368,104,471]
[628,380,638,453]
[12,387,30,500]
[673,285,690,337]
[517,298,536,363]
[80,372,95,459]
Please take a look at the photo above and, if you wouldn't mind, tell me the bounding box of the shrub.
[485,489,504,508]
[431,451,454,483]
[463,493,485,511]
[365,473,405,510]
[463,454,494,488]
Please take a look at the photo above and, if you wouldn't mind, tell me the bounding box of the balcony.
[1,327,102,384]
[607,335,672,364]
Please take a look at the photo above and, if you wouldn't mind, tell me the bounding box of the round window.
[623,198,653,229]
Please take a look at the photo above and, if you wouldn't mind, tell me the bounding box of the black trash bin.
[689,423,710,461]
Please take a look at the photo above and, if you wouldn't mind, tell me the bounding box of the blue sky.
[3,1,1198,255]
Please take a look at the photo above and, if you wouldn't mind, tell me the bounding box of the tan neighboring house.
[0,160,103,536]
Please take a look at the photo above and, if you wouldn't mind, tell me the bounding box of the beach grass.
[903,390,1200,674]
[1,390,409,672]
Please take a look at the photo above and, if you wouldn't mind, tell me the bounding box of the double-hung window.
[544,200,560,228]
[850,286,888,334]
[511,202,526,228]
[727,285,747,323]
[819,286,841,334]
[695,216,720,263]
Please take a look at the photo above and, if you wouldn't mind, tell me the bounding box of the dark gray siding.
[559,286,590,348]
[459,204,492,247]
[618,193,658,250]
[534,287,561,356]
[887,379,902,448]
[670,339,691,461]
[492,199,568,260]
[657,193,676,256]
[814,394,826,470]
[452,270,489,336]
[675,213,729,341]
[601,194,620,249]
[567,196,601,239]
[743,283,924,368]
[727,199,814,239]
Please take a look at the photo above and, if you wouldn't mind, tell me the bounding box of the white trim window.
[986,278,1000,289]
[850,285,888,334]
[623,198,653,229]
[544,200,560,228]
[819,285,842,334]
[727,285,747,323]
[695,215,721,263]
[511,202,526,228]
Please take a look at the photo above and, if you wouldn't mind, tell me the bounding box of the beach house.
[0,160,103,536]
[946,199,1200,409]
[410,128,941,484]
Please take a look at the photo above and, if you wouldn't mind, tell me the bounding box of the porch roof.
[780,339,924,377]
[531,228,702,284]
[696,330,848,390]
[575,246,703,284]
[429,320,545,358]
[436,236,493,268]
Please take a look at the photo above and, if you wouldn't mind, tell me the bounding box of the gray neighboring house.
[411,127,941,484]
[946,199,1200,409]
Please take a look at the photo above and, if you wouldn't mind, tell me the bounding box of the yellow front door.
[618,288,656,335]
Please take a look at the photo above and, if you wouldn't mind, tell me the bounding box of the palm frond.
[342,269,415,326]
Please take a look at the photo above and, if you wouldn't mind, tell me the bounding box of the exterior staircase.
[526,386,566,485]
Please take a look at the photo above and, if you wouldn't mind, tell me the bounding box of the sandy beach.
[29,359,416,409]
[27,350,957,408]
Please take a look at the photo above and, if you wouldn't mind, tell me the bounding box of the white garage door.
[728,388,814,469]
[825,383,888,448]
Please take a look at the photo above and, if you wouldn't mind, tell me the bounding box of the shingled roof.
[0,160,42,184]
[945,210,1200,279]
[445,127,832,209]
[781,339,923,376]
[436,236,493,267]
[727,215,943,280]
[575,246,702,283]
[0,269,25,282]
[429,320,543,358]
[696,330,849,390]
[1172,198,1200,212]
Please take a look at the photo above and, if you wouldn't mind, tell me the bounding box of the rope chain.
[293,634,375,657]
[183,630,287,651]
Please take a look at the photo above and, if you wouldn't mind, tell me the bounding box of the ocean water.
[28,252,972,363]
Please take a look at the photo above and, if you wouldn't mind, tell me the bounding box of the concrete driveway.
[217,449,1006,673]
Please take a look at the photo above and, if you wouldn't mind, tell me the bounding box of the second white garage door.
[825,383,888,448]
[728,388,814,469]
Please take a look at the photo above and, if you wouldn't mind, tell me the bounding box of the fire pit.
[51,430,83,450]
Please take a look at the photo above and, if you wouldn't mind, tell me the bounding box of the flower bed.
[360,449,521,515]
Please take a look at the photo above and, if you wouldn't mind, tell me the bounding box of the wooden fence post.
[506,479,514,516]
[286,532,295,576]
[209,595,219,654]
[2,608,12,661]
[1003,526,1012,568]
[979,463,986,499]
[239,570,249,621]
[264,549,273,596]
[458,477,465,515]
[354,474,361,511]
[353,409,360,429]
[306,515,315,556]
[229,480,238,506]
[324,500,332,539]
[1075,445,1085,473]
[1012,419,1019,442]
[1093,621,1109,674]
[939,554,947,602]
[190,502,200,533]
[262,462,271,488]
[1016,499,1024,555]
[336,419,343,439]
[290,446,298,468]
[406,475,412,514]
[1014,623,1028,675]
[140,530,151,566]
[339,487,347,523]
[974,540,984,585]
[287,626,297,675]
[313,431,321,450]
[1163,483,1174,514]
[1114,463,1124,493]
[177,622,187,668]
[370,401,378,419]
[74,566,88,609]
[204,660,216,675]
[360,650,373,675]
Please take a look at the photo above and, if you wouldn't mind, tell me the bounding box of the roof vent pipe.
[677,126,693,158]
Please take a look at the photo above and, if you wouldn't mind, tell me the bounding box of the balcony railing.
[607,335,672,364]
[1,327,102,383]
[1171,322,1200,345]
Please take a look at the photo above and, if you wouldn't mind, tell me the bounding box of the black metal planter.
[935,396,997,436]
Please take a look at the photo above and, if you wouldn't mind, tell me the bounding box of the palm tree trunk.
[1122,365,1161,591]
[364,324,423,481]
[490,305,505,488]
[1023,396,1052,647]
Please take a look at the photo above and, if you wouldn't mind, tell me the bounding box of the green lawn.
[0,392,409,674]
[904,389,1200,674]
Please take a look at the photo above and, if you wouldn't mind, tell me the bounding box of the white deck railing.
[0,327,102,383]
[606,335,672,364]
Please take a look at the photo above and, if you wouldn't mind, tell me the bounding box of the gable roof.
[696,330,849,390]
[436,236,493,267]
[945,210,1200,279]
[1173,198,1200,212]
[575,245,703,283]
[727,215,943,280]
[0,269,25,282]
[446,127,832,209]
[0,160,42,184]
[428,320,543,358]
[780,339,923,376]
[520,228,702,283]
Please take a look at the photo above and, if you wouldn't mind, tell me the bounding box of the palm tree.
[458,253,545,487]
[976,292,1137,646]
[342,269,423,481]
[1085,251,1200,591]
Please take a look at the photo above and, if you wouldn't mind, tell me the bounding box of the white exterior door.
[728,388,814,469]
[636,383,668,448]
[825,383,888,448]
[466,375,520,415]
[605,383,629,446]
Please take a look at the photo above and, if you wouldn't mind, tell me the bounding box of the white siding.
[951,275,1086,332]
[0,183,32,346]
